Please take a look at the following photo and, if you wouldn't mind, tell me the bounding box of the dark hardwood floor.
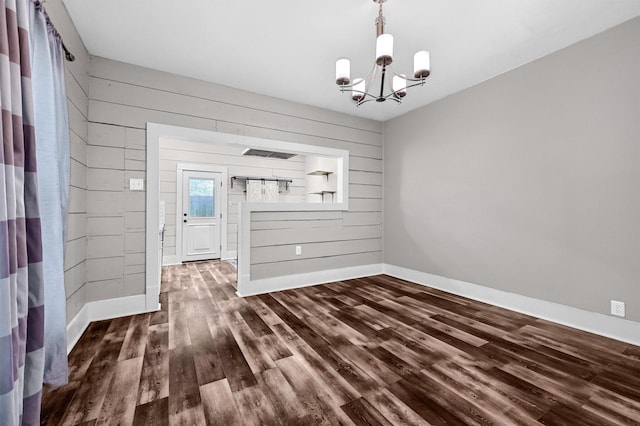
[41,260,640,425]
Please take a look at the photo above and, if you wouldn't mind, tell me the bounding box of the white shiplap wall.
[87,56,383,301]
[159,139,307,258]
[45,0,90,323]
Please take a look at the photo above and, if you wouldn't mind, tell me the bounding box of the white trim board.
[66,294,158,355]
[236,263,384,297]
[383,263,640,347]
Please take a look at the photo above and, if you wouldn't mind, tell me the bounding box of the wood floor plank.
[137,323,169,405]
[169,308,191,350]
[168,345,207,425]
[362,387,426,426]
[96,356,144,425]
[244,297,286,326]
[581,387,640,424]
[285,341,361,406]
[276,355,355,426]
[237,304,275,337]
[42,260,640,425]
[59,365,116,424]
[232,384,280,426]
[66,321,111,380]
[257,368,310,425]
[341,397,394,426]
[226,311,277,374]
[208,315,258,392]
[40,381,79,426]
[408,369,508,425]
[200,379,243,426]
[426,357,544,423]
[259,333,293,361]
[132,397,169,426]
[118,313,150,361]
[87,328,127,372]
[538,403,621,426]
[387,379,464,425]
[188,314,226,386]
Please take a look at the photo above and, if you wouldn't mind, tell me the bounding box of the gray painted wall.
[384,17,640,321]
[87,57,383,300]
[45,0,90,323]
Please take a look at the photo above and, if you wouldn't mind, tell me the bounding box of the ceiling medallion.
[335,0,431,106]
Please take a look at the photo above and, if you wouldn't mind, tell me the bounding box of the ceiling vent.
[241,148,297,160]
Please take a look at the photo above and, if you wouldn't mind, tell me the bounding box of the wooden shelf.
[230,176,293,191]
[307,170,333,176]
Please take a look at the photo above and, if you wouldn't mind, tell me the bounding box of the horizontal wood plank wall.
[88,57,382,300]
[159,139,307,257]
[250,153,384,280]
[46,0,91,323]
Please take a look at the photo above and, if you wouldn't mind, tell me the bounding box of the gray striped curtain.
[30,0,70,388]
[0,0,46,425]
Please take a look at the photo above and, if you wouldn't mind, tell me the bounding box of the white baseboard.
[67,263,639,354]
[66,304,90,354]
[162,255,180,266]
[383,263,640,346]
[236,263,384,297]
[66,294,158,354]
[163,251,237,266]
[223,250,237,261]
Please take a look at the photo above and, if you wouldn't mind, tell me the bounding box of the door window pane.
[189,178,215,217]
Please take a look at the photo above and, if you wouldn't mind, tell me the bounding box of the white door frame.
[176,163,228,263]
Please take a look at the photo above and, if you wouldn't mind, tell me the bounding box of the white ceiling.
[63,0,640,122]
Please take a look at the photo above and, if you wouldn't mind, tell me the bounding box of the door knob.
[183,213,187,216]
[183,219,187,223]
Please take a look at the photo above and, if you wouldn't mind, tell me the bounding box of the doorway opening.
[146,123,350,306]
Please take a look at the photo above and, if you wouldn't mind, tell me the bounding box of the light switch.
[129,178,144,191]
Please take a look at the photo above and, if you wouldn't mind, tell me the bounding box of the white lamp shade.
[414,50,430,78]
[376,34,394,65]
[335,58,351,85]
[352,78,365,101]
[393,74,407,98]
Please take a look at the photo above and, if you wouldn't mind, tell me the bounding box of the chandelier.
[335,0,431,106]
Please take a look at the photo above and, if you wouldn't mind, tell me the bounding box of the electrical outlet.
[611,300,625,317]
[295,245,302,256]
[129,178,144,191]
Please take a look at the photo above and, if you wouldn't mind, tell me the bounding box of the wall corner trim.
[383,263,640,346]
[66,294,158,354]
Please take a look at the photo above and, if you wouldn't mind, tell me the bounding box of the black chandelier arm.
[405,79,427,89]
[355,95,401,107]
[337,61,427,105]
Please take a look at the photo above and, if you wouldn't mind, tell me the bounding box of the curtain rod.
[34,0,76,62]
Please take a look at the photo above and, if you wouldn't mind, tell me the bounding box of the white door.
[181,170,221,262]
